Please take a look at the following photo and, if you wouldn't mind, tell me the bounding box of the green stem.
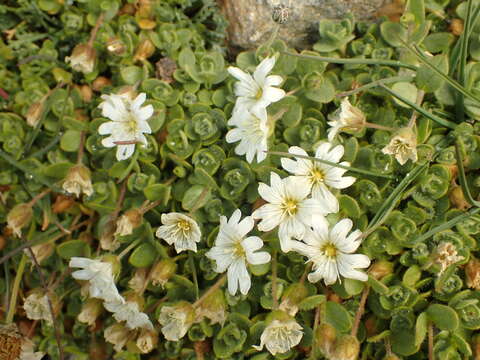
[413,207,480,244]
[266,151,395,179]
[193,274,227,308]
[282,51,417,70]
[189,252,199,300]
[6,254,27,323]
[336,75,415,97]
[380,85,457,129]
[118,238,142,260]
[455,139,480,207]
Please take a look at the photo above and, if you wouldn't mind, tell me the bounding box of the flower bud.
[104,323,131,352]
[382,127,418,165]
[106,37,126,55]
[450,186,471,211]
[7,203,33,238]
[158,301,195,341]
[466,256,480,290]
[128,268,149,294]
[92,76,112,92]
[117,85,137,100]
[134,39,155,62]
[63,164,94,198]
[78,298,103,326]
[327,98,366,141]
[25,101,45,127]
[369,260,394,280]
[253,310,303,355]
[52,194,75,213]
[450,18,464,36]
[115,209,143,237]
[25,242,54,265]
[195,289,227,325]
[279,282,308,316]
[65,44,96,74]
[272,5,289,24]
[75,84,93,103]
[314,323,337,357]
[136,0,156,29]
[0,235,6,251]
[136,329,158,354]
[331,335,360,360]
[100,221,120,251]
[151,258,177,287]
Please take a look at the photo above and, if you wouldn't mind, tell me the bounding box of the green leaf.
[426,304,459,331]
[298,295,326,311]
[325,301,352,333]
[121,66,144,85]
[60,130,81,152]
[368,276,389,295]
[402,265,422,287]
[339,195,362,218]
[128,243,157,268]
[415,312,428,347]
[182,185,211,211]
[143,184,171,204]
[56,240,89,259]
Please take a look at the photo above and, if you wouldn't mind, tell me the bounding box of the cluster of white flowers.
[69,257,153,334]
[225,56,285,163]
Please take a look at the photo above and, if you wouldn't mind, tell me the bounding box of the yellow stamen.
[310,168,325,183]
[282,199,298,216]
[322,243,337,258]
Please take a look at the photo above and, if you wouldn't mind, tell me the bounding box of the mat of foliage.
[1,0,480,359]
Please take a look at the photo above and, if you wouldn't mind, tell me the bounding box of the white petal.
[263,87,285,103]
[253,57,276,84]
[98,121,115,135]
[137,105,154,122]
[330,219,353,245]
[116,144,135,161]
[311,184,339,213]
[253,204,283,231]
[265,75,283,87]
[228,66,253,83]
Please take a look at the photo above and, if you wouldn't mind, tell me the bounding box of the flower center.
[310,168,325,184]
[282,199,299,216]
[322,243,337,258]
[232,242,245,258]
[255,88,263,100]
[177,220,191,234]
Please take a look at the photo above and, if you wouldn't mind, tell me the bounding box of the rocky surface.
[219,0,392,49]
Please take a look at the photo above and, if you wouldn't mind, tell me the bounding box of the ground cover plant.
[1,0,480,359]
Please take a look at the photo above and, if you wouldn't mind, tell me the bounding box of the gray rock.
[219,0,392,49]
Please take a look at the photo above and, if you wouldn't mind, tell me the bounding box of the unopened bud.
[115,209,143,237]
[117,85,137,100]
[65,44,96,74]
[52,194,75,213]
[137,0,156,29]
[315,323,337,357]
[78,298,103,326]
[7,203,33,238]
[106,37,126,55]
[128,268,149,294]
[25,242,54,265]
[62,164,94,198]
[136,328,158,354]
[466,256,480,290]
[331,335,360,360]
[25,101,45,127]
[134,39,155,62]
[272,5,289,24]
[151,258,177,287]
[75,84,93,102]
[92,76,112,92]
[369,260,394,280]
[450,18,464,36]
[279,282,308,316]
[0,235,5,251]
[450,186,471,211]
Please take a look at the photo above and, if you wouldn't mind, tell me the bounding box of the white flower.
[69,257,124,303]
[104,323,131,352]
[155,213,201,253]
[253,316,303,355]
[327,98,366,141]
[226,109,270,163]
[206,209,271,295]
[228,56,285,121]
[281,143,356,213]
[98,92,153,161]
[104,301,154,330]
[434,242,464,275]
[252,172,331,252]
[62,164,94,198]
[115,209,142,237]
[136,329,158,354]
[23,292,53,324]
[292,218,370,285]
[158,302,195,341]
[382,127,418,165]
